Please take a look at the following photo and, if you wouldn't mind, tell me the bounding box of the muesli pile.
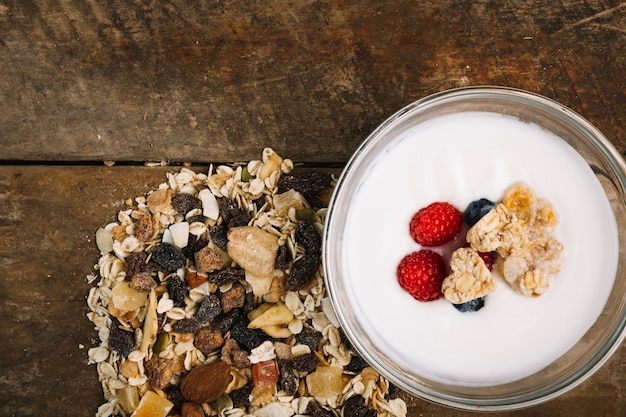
[86,148,407,417]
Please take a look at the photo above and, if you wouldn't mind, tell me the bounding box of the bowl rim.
[322,85,626,411]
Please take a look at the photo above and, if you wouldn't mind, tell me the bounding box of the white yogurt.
[341,111,618,386]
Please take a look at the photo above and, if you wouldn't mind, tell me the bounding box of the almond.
[180,361,233,404]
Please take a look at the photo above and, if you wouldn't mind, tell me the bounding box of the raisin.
[346,355,369,373]
[292,352,319,373]
[307,400,335,417]
[166,277,187,308]
[242,291,256,315]
[228,213,250,228]
[165,384,185,414]
[252,197,266,212]
[213,309,240,333]
[219,198,249,223]
[275,245,292,272]
[172,193,202,216]
[209,223,229,251]
[295,326,323,350]
[108,318,135,357]
[186,214,206,224]
[295,220,321,255]
[278,359,298,396]
[229,320,265,351]
[172,318,201,334]
[343,395,377,417]
[151,243,186,271]
[277,171,332,207]
[125,251,148,278]
[195,293,221,324]
[229,383,252,408]
[182,236,209,260]
[208,267,245,286]
[287,254,320,291]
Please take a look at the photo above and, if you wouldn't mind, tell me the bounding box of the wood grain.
[0,165,624,416]
[0,1,624,163]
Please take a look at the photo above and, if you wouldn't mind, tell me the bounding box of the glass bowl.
[322,86,626,411]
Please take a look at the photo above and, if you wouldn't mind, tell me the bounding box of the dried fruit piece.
[145,357,176,389]
[208,268,245,286]
[292,352,319,373]
[166,276,187,308]
[130,271,157,292]
[220,283,246,313]
[277,171,332,207]
[195,244,230,274]
[151,243,187,271]
[125,251,148,278]
[295,220,321,255]
[172,318,201,334]
[135,214,155,242]
[287,254,319,291]
[306,366,345,398]
[247,302,294,329]
[109,318,135,357]
[195,293,222,324]
[180,361,233,404]
[181,402,204,417]
[111,280,149,313]
[172,193,202,216]
[252,360,279,386]
[194,327,224,355]
[130,390,173,417]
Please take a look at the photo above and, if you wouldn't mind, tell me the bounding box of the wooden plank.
[0,165,625,416]
[0,1,624,163]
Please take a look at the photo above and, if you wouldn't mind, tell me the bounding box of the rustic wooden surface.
[0,0,625,416]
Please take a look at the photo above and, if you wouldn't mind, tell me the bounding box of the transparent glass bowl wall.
[322,87,626,411]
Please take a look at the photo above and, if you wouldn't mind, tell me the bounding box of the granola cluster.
[444,183,564,302]
[86,149,407,417]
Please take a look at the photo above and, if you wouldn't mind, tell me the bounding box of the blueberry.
[464,198,496,227]
[453,297,485,313]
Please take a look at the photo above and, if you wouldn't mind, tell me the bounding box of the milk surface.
[343,111,618,386]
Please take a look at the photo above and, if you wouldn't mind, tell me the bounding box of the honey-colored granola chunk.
[442,247,496,304]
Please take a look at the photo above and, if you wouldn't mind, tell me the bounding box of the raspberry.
[409,202,463,246]
[397,250,445,301]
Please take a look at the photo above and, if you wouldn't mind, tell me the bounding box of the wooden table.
[1,1,624,416]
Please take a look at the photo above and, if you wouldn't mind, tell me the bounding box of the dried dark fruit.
[287,254,320,291]
[277,171,332,207]
[307,400,335,417]
[129,271,157,292]
[278,359,298,396]
[125,251,148,278]
[186,214,206,224]
[275,245,292,272]
[229,383,252,408]
[151,242,187,271]
[242,291,256,314]
[172,318,201,334]
[194,327,224,354]
[164,384,185,414]
[387,383,401,400]
[172,193,202,216]
[144,357,176,389]
[343,395,377,417]
[292,352,319,373]
[346,355,369,373]
[220,283,245,313]
[295,326,323,350]
[213,309,240,333]
[195,293,221,324]
[221,338,252,369]
[182,236,209,260]
[166,276,187,308]
[219,198,250,224]
[108,318,135,357]
[208,267,245,286]
[229,319,265,351]
[209,223,229,251]
[295,220,321,255]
